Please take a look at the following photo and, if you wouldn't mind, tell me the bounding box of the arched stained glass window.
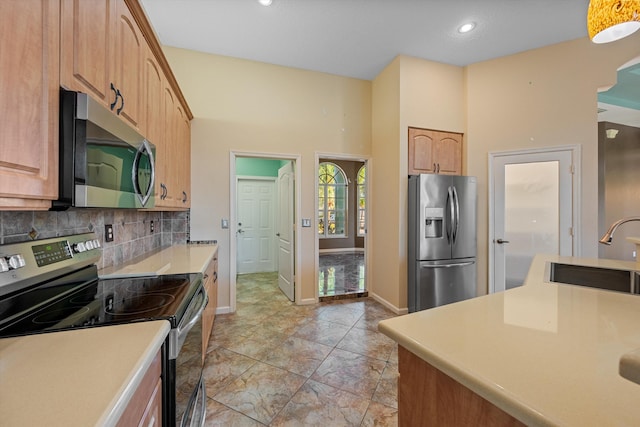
[318,162,347,238]
[357,165,366,236]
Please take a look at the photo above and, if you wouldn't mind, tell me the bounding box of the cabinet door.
[408,128,436,175]
[143,45,164,203]
[60,0,114,106]
[112,0,142,129]
[0,0,59,206]
[435,131,462,175]
[176,105,191,208]
[156,84,178,207]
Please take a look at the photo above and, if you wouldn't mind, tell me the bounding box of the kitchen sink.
[547,262,640,294]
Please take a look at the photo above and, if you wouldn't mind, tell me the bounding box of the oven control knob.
[0,258,9,272]
[73,242,87,253]
[92,239,101,249]
[8,254,25,269]
[85,240,94,250]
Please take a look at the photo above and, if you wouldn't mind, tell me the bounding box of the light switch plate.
[221,219,229,229]
[302,218,311,227]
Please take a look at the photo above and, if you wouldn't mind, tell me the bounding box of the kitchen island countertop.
[0,320,170,426]
[99,243,217,278]
[379,254,640,426]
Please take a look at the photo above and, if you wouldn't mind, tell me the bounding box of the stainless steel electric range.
[0,233,207,427]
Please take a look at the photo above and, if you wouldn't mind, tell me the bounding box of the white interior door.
[491,149,574,293]
[236,179,276,274]
[277,162,295,301]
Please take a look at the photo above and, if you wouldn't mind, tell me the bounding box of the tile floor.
[318,252,366,299]
[203,272,399,426]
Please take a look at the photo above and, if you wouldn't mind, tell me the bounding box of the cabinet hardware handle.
[116,90,124,115]
[437,163,440,173]
[433,163,436,172]
[182,191,187,203]
[110,83,118,110]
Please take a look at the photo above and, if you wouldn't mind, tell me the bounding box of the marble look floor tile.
[293,319,351,347]
[261,336,333,377]
[270,379,369,427]
[311,348,386,399]
[203,347,257,397]
[213,362,306,425]
[224,329,289,360]
[361,401,398,427]
[204,398,266,426]
[336,326,397,361]
[372,362,399,409]
[315,304,364,327]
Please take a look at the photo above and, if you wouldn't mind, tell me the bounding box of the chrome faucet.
[599,217,640,245]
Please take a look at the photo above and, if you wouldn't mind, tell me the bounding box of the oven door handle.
[177,285,208,339]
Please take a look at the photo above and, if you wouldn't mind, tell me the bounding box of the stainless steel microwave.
[53,89,155,210]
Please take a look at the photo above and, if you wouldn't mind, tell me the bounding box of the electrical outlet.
[150,220,154,234]
[302,218,311,227]
[105,224,114,242]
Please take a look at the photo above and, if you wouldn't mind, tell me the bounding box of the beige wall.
[163,47,372,309]
[166,31,640,313]
[466,33,640,295]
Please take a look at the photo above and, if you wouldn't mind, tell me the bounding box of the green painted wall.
[236,158,283,177]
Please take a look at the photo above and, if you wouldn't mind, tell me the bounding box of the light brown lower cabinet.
[202,249,219,362]
[398,346,525,427]
[116,350,162,427]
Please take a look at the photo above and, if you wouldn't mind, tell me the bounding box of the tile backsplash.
[0,209,189,270]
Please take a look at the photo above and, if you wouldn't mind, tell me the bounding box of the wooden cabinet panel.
[434,132,462,175]
[112,0,142,129]
[0,0,59,205]
[202,250,218,361]
[176,105,191,208]
[408,128,436,174]
[398,346,524,427]
[116,350,162,427]
[61,0,142,130]
[408,127,462,176]
[60,0,114,104]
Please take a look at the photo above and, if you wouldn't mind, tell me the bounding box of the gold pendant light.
[588,0,640,43]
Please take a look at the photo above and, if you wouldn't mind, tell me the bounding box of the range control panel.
[0,233,102,298]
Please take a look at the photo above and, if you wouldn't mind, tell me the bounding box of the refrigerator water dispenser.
[424,208,443,238]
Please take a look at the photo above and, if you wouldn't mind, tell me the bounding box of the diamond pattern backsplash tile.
[0,209,189,269]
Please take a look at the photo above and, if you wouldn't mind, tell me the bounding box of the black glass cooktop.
[0,266,201,338]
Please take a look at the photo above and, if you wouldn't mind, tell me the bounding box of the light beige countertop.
[379,254,640,426]
[99,244,217,278]
[0,320,170,427]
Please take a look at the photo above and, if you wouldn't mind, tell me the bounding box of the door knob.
[238,229,244,234]
[495,238,510,244]
[276,233,280,236]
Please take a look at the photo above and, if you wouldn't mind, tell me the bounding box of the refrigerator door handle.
[446,186,455,242]
[452,185,460,244]
[425,261,475,268]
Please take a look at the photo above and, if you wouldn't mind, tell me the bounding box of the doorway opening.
[316,155,369,301]
[230,153,300,311]
[488,146,580,293]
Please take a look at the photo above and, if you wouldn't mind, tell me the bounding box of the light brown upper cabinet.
[0,0,59,209]
[408,127,463,176]
[60,0,142,130]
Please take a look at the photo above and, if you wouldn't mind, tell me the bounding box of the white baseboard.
[369,291,408,315]
[319,247,365,254]
[215,306,233,315]
[299,297,318,305]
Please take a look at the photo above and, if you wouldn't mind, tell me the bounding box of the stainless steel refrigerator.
[408,174,477,312]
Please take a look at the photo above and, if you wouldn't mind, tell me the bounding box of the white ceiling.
[140,0,591,81]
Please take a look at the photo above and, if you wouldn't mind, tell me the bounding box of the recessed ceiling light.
[458,22,476,33]
[258,0,272,5]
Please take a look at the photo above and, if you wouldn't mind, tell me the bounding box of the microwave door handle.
[132,139,155,206]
